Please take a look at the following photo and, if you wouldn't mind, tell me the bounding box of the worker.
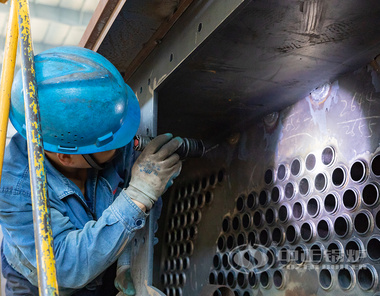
[0,46,182,295]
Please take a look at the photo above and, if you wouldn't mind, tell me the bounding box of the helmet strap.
[82,154,105,170]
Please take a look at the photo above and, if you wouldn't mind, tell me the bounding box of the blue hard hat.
[10,46,140,154]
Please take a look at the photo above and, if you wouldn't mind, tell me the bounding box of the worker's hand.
[125,134,183,210]
[115,265,135,296]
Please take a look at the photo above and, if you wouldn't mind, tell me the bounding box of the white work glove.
[115,265,135,296]
[125,134,183,210]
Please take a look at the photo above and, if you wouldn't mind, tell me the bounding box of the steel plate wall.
[154,63,380,296]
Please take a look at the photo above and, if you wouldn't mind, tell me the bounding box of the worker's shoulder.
[0,133,30,195]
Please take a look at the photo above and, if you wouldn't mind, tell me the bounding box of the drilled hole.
[194,210,201,224]
[284,182,295,199]
[248,272,257,287]
[230,252,241,270]
[167,231,175,244]
[307,197,320,217]
[201,176,208,189]
[295,245,307,265]
[264,169,273,185]
[227,234,236,250]
[253,211,263,227]
[179,243,185,256]
[190,196,197,210]
[325,193,338,214]
[315,173,327,192]
[217,271,226,285]
[278,205,289,223]
[236,195,245,212]
[237,232,246,246]
[354,211,372,235]
[180,214,187,227]
[299,178,310,196]
[277,164,287,181]
[371,154,380,177]
[209,174,217,187]
[306,153,316,171]
[248,231,256,246]
[259,229,270,246]
[279,247,291,265]
[272,227,283,245]
[237,272,247,288]
[242,213,251,229]
[343,189,358,210]
[260,271,270,288]
[217,235,226,252]
[327,242,342,264]
[183,257,189,270]
[286,224,298,244]
[247,191,257,210]
[301,222,313,242]
[332,167,346,187]
[232,215,240,231]
[182,228,189,241]
[362,183,379,207]
[334,216,349,238]
[209,271,217,285]
[180,187,187,198]
[367,237,380,261]
[322,146,335,166]
[161,273,167,285]
[319,269,333,290]
[350,160,367,183]
[227,271,236,287]
[310,243,323,264]
[259,190,268,206]
[175,287,182,296]
[222,253,229,269]
[358,265,376,291]
[317,219,330,240]
[291,159,301,176]
[213,254,221,269]
[271,186,281,203]
[345,239,362,263]
[377,211,380,229]
[197,22,203,32]
[265,208,275,225]
[338,268,353,290]
[292,202,303,220]
[273,270,284,289]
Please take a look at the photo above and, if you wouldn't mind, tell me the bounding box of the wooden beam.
[124,0,195,81]
[79,0,125,51]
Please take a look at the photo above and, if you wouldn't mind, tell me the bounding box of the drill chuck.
[133,135,206,159]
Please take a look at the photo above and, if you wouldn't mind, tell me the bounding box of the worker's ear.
[56,153,77,167]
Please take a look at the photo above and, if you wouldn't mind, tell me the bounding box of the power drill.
[133,135,206,159]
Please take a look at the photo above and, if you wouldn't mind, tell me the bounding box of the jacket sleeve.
[50,189,148,289]
[0,185,147,289]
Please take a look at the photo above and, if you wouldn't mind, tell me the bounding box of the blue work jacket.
[0,133,148,295]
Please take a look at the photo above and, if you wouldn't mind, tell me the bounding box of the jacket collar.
[44,156,86,201]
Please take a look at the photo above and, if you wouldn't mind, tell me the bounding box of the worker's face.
[45,149,118,169]
[90,149,117,165]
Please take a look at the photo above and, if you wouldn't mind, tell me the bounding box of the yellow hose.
[0,0,18,183]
